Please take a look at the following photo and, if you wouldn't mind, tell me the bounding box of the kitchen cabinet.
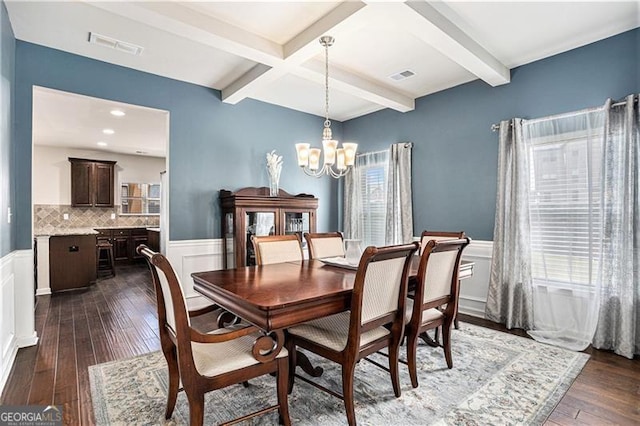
[49,234,97,292]
[220,187,318,268]
[95,228,148,263]
[147,228,160,252]
[69,157,116,207]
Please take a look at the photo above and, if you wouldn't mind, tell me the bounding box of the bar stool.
[97,240,115,278]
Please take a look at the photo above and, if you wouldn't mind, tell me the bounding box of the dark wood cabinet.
[147,229,160,252]
[94,228,148,263]
[69,158,116,207]
[220,187,318,268]
[49,234,97,292]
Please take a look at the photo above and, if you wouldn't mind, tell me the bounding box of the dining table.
[191,256,474,373]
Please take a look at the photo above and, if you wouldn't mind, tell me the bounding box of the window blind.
[527,126,604,289]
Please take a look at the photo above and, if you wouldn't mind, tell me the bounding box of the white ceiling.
[32,87,168,157]
[7,1,640,126]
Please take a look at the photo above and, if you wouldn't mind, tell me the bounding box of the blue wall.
[0,1,15,257]
[14,42,341,249]
[343,28,640,241]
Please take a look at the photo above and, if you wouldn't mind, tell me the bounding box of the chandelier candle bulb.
[323,140,338,164]
[343,143,358,166]
[296,143,310,167]
[309,148,321,170]
[336,148,346,170]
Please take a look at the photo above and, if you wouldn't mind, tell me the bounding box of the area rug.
[89,323,589,425]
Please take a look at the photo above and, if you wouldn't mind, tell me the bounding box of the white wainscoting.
[166,239,225,299]
[459,240,493,319]
[0,250,38,395]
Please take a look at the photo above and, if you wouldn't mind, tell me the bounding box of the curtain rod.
[490,95,639,131]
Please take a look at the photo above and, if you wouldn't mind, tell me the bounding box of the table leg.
[418,329,440,347]
[295,350,323,377]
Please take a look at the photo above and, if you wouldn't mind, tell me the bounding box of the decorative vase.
[266,150,283,197]
[344,239,363,264]
[269,171,280,197]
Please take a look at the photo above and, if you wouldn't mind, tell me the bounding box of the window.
[353,151,389,247]
[525,115,604,289]
[120,183,161,215]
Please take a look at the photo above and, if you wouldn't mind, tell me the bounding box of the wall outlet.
[63,213,69,220]
[110,213,116,219]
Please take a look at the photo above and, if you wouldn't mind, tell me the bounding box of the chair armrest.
[190,324,260,343]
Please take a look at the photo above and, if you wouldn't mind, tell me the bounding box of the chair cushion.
[404,298,445,325]
[287,311,390,352]
[192,330,287,377]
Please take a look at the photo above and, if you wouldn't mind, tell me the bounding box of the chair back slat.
[361,257,407,324]
[422,250,459,303]
[304,232,345,259]
[419,230,465,255]
[252,235,303,265]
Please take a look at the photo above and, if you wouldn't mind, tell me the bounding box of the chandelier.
[295,36,357,178]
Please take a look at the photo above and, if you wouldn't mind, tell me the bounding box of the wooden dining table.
[191,256,474,368]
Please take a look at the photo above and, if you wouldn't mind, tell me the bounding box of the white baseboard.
[0,250,38,395]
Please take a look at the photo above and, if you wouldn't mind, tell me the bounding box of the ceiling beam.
[400,1,510,86]
[223,1,367,104]
[296,60,415,113]
[88,1,416,116]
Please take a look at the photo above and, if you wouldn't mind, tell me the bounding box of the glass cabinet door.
[284,211,310,248]
[245,211,276,265]
[224,212,235,269]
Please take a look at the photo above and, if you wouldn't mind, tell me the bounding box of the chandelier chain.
[324,39,330,129]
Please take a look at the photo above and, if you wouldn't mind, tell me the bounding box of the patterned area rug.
[89,323,589,425]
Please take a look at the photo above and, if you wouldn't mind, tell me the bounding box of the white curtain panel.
[522,107,605,351]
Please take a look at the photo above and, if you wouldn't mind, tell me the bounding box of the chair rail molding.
[1,250,38,395]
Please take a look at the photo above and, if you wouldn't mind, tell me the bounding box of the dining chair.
[419,230,465,255]
[304,232,345,259]
[137,245,291,426]
[286,242,419,426]
[251,234,303,265]
[405,237,470,388]
[417,230,466,332]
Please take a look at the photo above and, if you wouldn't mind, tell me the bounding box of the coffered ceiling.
[6,1,640,122]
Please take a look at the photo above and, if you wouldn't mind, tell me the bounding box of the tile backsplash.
[34,204,160,233]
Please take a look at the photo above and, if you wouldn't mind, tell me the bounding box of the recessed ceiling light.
[110,109,125,117]
[97,142,108,147]
[102,128,115,135]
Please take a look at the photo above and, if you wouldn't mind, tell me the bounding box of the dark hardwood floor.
[1,264,638,425]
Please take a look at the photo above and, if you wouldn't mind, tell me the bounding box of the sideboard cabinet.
[220,187,318,268]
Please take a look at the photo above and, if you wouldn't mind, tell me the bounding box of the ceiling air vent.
[88,32,144,56]
[389,70,416,81]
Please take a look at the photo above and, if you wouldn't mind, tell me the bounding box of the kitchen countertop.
[35,225,159,237]
[34,228,99,237]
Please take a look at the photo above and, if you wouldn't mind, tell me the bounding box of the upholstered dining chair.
[304,232,345,259]
[251,234,303,265]
[419,230,465,255]
[405,238,470,388]
[137,245,291,426]
[286,242,419,426]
